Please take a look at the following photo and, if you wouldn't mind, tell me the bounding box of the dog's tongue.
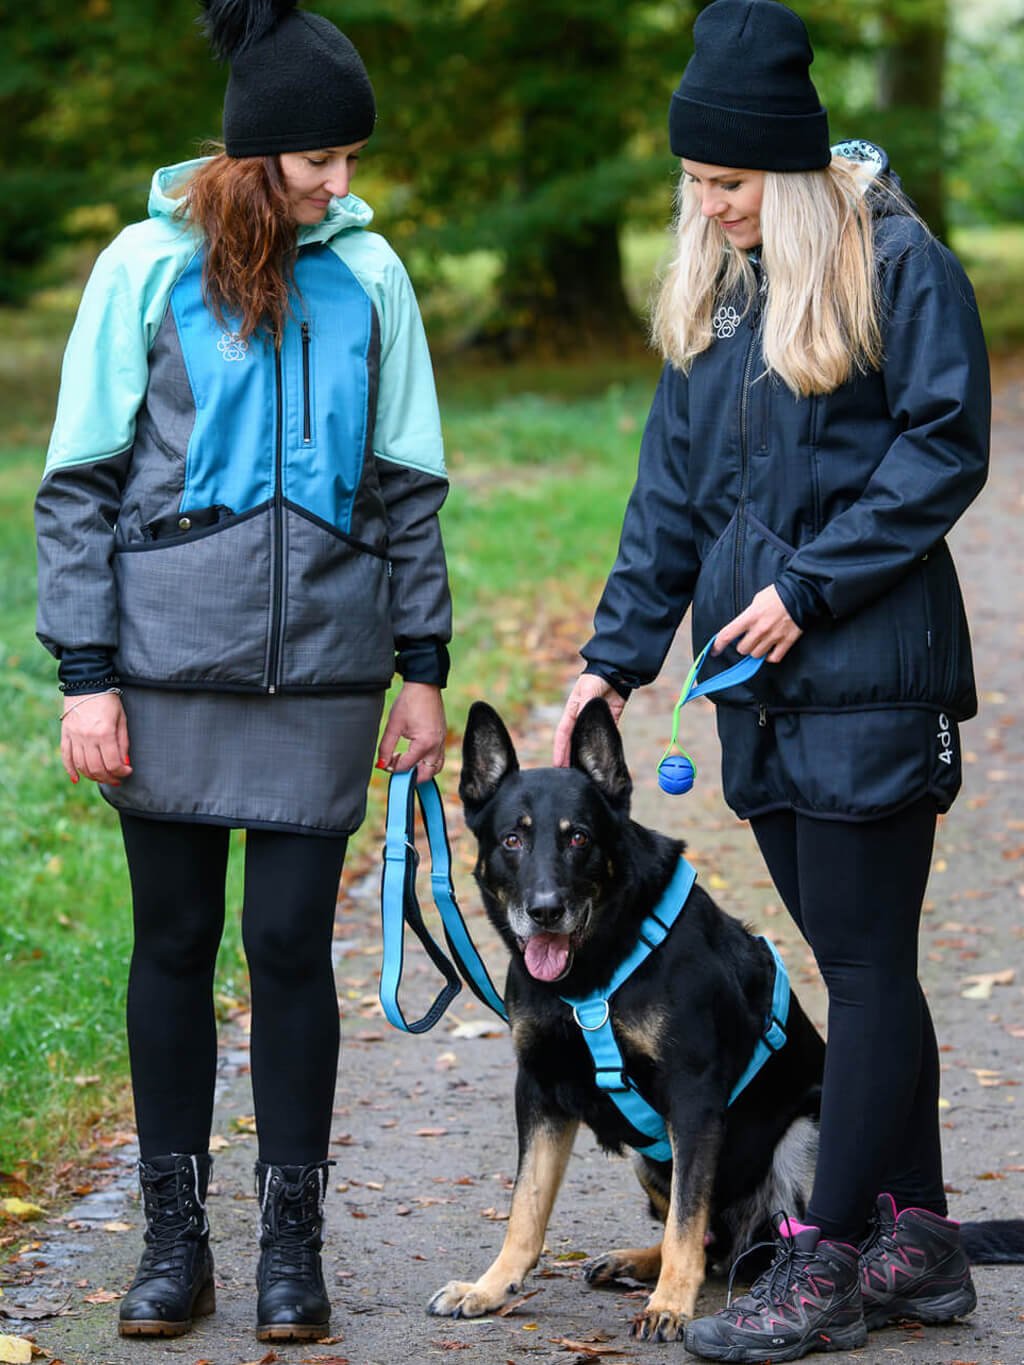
[524,932,571,982]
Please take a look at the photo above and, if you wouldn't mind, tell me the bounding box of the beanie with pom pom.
[200,0,376,156]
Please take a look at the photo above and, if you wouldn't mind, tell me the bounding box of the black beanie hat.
[669,0,829,171]
[200,0,376,158]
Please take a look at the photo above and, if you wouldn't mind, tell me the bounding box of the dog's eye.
[569,829,590,848]
[502,832,523,851]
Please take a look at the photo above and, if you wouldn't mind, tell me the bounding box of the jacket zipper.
[301,321,312,443]
[266,348,286,693]
[732,325,758,614]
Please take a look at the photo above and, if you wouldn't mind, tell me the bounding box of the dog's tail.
[961,1219,1024,1264]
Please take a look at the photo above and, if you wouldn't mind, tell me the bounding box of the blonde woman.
[554,0,990,1360]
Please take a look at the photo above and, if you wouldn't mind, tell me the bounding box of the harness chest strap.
[560,859,790,1163]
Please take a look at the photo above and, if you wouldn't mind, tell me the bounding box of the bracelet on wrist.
[59,674,121,696]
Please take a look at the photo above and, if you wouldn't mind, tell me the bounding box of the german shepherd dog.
[428,699,826,1341]
[429,700,1024,1342]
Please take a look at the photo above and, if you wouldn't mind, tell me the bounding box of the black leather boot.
[118,1153,215,1337]
[255,1160,332,1341]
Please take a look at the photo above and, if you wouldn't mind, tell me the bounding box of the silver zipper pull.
[758,704,767,728]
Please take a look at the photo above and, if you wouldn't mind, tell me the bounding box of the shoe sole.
[683,1320,868,1363]
[118,1282,216,1337]
[863,1282,978,1331]
[256,1321,331,1342]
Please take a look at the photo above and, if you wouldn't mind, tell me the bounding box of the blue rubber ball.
[658,754,695,795]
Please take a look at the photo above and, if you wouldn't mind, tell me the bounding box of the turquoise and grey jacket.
[36,159,451,694]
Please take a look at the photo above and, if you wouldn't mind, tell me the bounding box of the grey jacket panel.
[377,457,452,649]
[35,450,131,656]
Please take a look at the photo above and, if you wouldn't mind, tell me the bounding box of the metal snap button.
[178,517,192,531]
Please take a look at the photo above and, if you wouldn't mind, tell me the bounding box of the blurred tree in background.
[1,0,1021,340]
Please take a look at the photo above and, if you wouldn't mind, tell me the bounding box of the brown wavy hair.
[177,152,296,344]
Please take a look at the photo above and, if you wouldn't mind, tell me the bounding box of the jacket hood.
[146,158,375,244]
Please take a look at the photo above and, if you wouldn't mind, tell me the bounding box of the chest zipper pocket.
[301,321,312,444]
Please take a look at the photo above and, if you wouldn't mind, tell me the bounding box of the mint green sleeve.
[44,238,151,475]
[373,255,446,478]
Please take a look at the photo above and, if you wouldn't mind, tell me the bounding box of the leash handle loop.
[380,771,508,1034]
[666,634,765,754]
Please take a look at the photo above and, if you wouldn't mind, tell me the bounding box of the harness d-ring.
[573,1000,610,1031]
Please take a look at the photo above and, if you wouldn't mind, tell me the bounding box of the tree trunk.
[877,0,949,240]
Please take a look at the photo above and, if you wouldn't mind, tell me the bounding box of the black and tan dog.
[428,699,826,1341]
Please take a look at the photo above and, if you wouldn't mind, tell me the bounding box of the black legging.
[750,797,946,1244]
[120,814,347,1166]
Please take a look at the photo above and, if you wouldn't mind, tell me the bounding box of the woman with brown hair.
[35,0,450,1344]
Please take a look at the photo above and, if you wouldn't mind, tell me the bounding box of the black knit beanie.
[669,0,829,171]
[200,0,376,157]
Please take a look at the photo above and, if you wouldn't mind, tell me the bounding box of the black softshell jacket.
[585,210,989,723]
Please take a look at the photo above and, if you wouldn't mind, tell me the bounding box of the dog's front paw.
[631,1304,689,1342]
[428,1279,513,1319]
[585,1247,661,1286]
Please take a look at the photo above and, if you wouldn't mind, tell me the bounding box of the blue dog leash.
[379,773,790,1162]
[380,769,507,1033]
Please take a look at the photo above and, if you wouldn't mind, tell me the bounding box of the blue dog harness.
[559,858,790,1163]
[379,774,790,1162]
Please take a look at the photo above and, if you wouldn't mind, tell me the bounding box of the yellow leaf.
[103,1221,132,1233]
[708,873,729,890]
[0,1199,45,1221]
[208,1135,230,1152]
[0,1335,33,1364]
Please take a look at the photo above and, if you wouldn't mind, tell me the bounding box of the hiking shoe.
[683,1218,866,1362]
[859,1193,976,1329]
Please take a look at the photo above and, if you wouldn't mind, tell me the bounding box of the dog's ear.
[570,698,632,810]
[460,702,520,817]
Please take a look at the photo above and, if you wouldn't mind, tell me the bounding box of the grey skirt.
[101,686,385,836]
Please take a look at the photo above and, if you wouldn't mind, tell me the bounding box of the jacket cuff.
[395,639,450,688]
[582,662,636,701]
[774,572,828,630]
[58,646,119,694]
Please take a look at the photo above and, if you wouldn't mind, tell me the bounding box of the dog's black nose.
[527,894,564,929]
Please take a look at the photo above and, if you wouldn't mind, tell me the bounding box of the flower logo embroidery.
[217,331,248,362]
[712,306,741,340]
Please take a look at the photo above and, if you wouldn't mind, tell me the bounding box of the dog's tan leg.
[633,1129,718,1342]
[428,1118,578,1318]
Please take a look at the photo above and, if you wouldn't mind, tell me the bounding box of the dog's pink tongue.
[524,932,571,982]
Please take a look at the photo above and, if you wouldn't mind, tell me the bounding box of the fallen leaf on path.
[0,1336,32,1365]
[415,1127,448,1138]
[0,1298,70,1322]
[102,1222,132,1234]
[496,1290,541,1317]
[208,1135,230,1152]
[449,1021,503,1039]
[961,969,1015,1000]
[430,1343,472,1352]
[550,1338,626,1357]
[230,1115,257,1134]
[552,1251,588,1262]
[481,1207,509,1221]
[0,1203,44,1223]
[82,1289,122,1304]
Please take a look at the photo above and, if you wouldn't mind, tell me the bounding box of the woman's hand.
[714,584,802,663]
[553,674,627,767]
[61,692,132,786]
[377,682,447,784]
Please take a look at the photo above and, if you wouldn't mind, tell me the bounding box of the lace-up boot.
[859,1193,976,1329]
[118,1153,215,1337]
[255,1160,332,1341]
[684,1218,867,1362]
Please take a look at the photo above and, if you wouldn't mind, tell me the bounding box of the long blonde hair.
[652,158,884,397]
